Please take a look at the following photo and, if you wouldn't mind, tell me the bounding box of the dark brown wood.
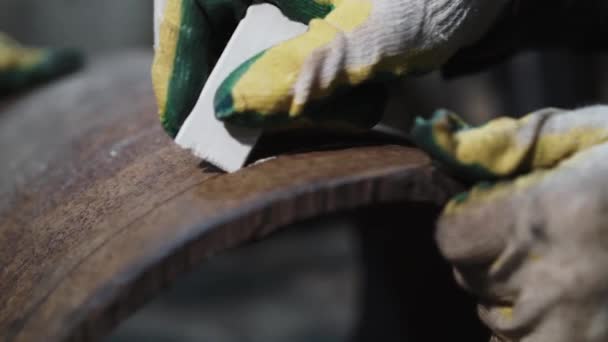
[0,51,461,342]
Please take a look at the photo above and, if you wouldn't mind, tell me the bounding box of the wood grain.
[0,51,461,342]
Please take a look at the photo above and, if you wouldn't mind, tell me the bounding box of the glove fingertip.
[411,110,500,182]
[214,51,266,122]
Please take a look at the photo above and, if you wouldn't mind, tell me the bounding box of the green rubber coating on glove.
[0,48,83,94]
[267,0,334,22]
[411,110,501,182]
[214,51,265,120]
[161,0,213,137]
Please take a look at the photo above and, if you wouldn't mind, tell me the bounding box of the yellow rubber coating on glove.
[443,124,608,217]
[433,116,536,176]
[152,0,182,120]
[427,107,608,217]
[531,128,608,168]
[432,111,608,177]
[0,33,45,71]
[230,0,373,116]
[499,307,514,320]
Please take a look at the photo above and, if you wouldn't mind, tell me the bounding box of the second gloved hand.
[413,107,608,341]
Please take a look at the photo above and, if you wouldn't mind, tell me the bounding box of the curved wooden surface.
[0,51,461,342]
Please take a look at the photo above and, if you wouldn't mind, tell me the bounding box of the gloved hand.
[412,106,608,341]
[0,33,82,95]
[152,0,510,136]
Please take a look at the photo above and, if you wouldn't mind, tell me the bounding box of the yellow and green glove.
[152,0,510,137]
[410,1,608,339]
[0,33,82,95]
[413,107,608,342]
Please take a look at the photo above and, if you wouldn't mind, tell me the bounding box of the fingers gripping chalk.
[173,4,309,171]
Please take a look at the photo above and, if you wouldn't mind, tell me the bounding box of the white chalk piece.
[174,4,308,172]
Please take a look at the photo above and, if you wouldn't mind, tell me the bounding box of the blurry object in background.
[0,0,153,55]
[0,33,83,95]
[108,222,359,342]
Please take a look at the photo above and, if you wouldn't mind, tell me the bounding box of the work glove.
[410,2,608,340]
[0,33,82,95]
[413,107,608,342]
[152,0,510,136]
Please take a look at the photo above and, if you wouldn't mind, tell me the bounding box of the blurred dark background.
[2,1,608,341]
[0,1,153,54]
